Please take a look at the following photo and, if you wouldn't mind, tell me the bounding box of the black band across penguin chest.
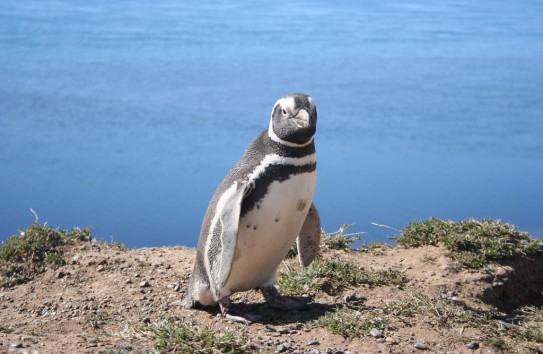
[240,161,317,218]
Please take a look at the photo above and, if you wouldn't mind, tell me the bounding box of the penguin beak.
[291,109,310,128]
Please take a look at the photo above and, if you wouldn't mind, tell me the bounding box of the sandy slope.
[0,241,541,353]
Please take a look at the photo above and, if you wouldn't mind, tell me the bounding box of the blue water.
[1,0,542,247]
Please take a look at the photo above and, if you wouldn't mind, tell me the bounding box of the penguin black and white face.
[268,93,317,146]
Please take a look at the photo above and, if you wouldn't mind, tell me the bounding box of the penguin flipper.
[217,180,251,290]
[296,203,321,267]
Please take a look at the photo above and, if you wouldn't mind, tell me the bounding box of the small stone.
[97,265,106,272]
[307,340,320,346]
[11,343,24,348]
[376,338,386,343]
[55,271,66,278]
[369,328,383,338]
[277,343,287,352]
[466,342,479,349]
[139,281,151,288]
[142,317,151,324]
[385,336,398,345]
[414,342,429,350]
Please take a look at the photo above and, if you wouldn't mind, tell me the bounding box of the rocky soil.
[0,241,542,353]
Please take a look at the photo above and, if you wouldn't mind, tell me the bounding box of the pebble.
[385,336,398,345]
[142,317,151,324]
[369,328,383,338]
[277,343,287,352]
[414,342,429,350]
[139,280,151,288]
[307,340,320,346]
[376,338,386,343]
[10,343,23,348]
[466,341,479,349]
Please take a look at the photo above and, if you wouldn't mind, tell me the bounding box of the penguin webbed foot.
[260,286,312,311]
[219,296,261,325]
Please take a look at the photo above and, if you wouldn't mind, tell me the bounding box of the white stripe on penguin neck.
[267,119,314,147]
[247,153,316,183]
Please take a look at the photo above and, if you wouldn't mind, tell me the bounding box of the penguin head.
[268,93,317,146]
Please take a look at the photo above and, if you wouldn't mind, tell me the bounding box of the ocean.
[1,0,542,246]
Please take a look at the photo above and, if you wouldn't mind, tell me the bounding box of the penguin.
[185,93,321,324]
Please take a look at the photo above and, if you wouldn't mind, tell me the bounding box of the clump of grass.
[321,224,365,251]
[0,222,93,287]
[278,258,406,295]
[312,306,389,339]
[286,224,365,259]
[143,318,256,353]
[380,294,543,351]
[392,218,543,269]
[358,241,390,252]
[383,293,476,328]
[0,325,14,334]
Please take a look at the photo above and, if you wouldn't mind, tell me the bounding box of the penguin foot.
[259,286,312,311]
[219,296,261,325]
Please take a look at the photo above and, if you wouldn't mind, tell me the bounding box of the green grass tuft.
[380,294,543,351]
[278,258,406,295]
[0,222,93,287]
[312,306,389,339]
[392,218,543,269]
[321,224,364,251]
[143,318,257,353]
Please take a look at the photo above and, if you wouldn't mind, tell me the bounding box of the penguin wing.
[296,203,321,267]
[217,180,251,289]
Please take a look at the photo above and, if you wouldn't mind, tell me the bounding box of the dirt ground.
[0,241,541,353]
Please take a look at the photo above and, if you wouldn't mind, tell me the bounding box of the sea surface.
[1,0,542,247]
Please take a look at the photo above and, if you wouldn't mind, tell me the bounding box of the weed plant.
[0,222,92,287]
[278,258,406,295]
[392,218,543,268]
[144,318,256,353]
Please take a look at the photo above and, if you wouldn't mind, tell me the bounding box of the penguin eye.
[281,108,287,115]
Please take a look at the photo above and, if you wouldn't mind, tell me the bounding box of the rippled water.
[1,0,542,246]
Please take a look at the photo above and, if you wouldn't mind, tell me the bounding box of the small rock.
[142,317,151,324]
[376,338,386,343]
[466,342,479,349]
[277,343,287,352]
[385,336,398,345]
[10,343,24,349]
[414,342,429,350]
[97,265,106,272]
[139,280,151,288]
[369,328,383,338]
[55,271,66,278]
[307,340,320,346]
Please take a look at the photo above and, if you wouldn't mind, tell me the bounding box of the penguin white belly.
[220,171,316,296]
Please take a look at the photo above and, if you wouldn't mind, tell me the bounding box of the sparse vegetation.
[379,294,543,351]
[0,222,93,287]
[312,306,389,339]
[143,318,257,353]
[392,218,543,268]
[1,219,541,353]
[321,224,364,250]
[278,258,406,295]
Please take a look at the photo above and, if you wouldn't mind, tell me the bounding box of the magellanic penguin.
[185,93,321,324]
